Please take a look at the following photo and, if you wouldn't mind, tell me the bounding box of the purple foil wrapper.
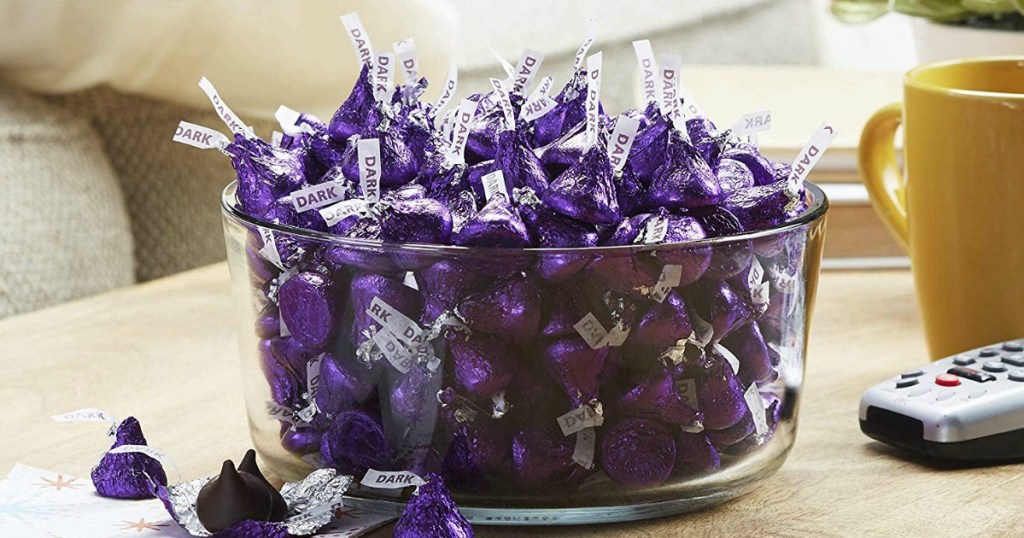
[532,70,588,147]
[543,146,621,226]
[673,431,721,476]
[697,350,750,430]
[722,143,776,186]
[511,423,576,487]
[601,418,676,488]
[721,322,773,386]
[648,129,724,210]
[495,130,549,194]
[453,195,531,248]
[456,272,541,343]
[320,409,392,476]
[379,198,454,244]
[625,291,693,360]
[541,337,609,408]
[447,331,517,399]
[690,279,757,343]
[348,273,423,347]
[616,366,702,428]
[393,474,474,538]
[91,417,167,499]
[328,64,375,142]
[278,272,341,349]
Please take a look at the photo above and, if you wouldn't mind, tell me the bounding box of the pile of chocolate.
[186,18,826,503]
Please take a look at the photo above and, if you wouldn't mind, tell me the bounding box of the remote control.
[859,338,1024,461]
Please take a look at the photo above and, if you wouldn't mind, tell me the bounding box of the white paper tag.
[658,53,682,122]
[583,52,603,149]
[574,32,597,72]
[279,309,291,337]
[676,82,704,120]
[747,258,765,291]
[366,296,425,345]
[651,264,683,303]
[172,121,230,150]
[50,408,116,425]
[372,52,395,102]
[266,401,295,424]
[572,428,597,469]
[271,130,284,147]
[450,99,477,163]
[197,77,254,138]
[481,170,509,202]
[306,353,325,400]
[641,214,669,244]
[788,122,838,191]
[689,312,714,347]
[490,48,516,79]
[511,49,544,93]
[602,322,631,348]
[258,227,285,269]
[557,404,604,436]
[340,12,374,66]
[357,138,381,203]
[674,378,699,410]
[772,267,800,294]
[489,78,515,130]
[289,181,347,213]
[732,109,772,137]
[372,328,414,373]
[752,281,771,306]
[491,391,510,418]
[393,39,418,83]
[715,343,742,374]
[745,384,768,436]
[520,93,557,122]
[361,469,425,489]
[531,76,555,100]
[319,199,369,227]
[434,62,459,115]
[632,39,658,105]
[107,445,178,472]
[574,312,609,350]
[607,115,640,174]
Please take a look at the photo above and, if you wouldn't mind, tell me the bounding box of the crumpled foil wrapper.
[156,468,353,537]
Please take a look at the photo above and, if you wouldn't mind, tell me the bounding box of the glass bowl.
[221,181,828,525]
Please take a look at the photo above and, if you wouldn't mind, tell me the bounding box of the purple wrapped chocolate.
[91,417,167,499]
[393,474,474,538]
[543,146,621,226]
[456,272,541,343]
[601,418,676,488]
[278,272,341,349]
[320,409,392,476]
[511,423,576,487]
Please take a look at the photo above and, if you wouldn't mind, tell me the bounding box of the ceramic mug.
[860,58,1024,359]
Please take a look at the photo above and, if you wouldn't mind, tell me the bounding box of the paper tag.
[258,227,285,270]
[490,48,516,79]
[574,312,610,350]
[632,39,658,104]
[172,121,230,150]
[788,123,838,191]
[574,32,597,72]
[676,82,704,120]
[429,63,458,119]
[306,353,325,400]
[572,428,597,469]
[481,170,509,202]
[340,12,374,66]
[531,76,555,100]
[557,403,604,436]
[361,469,425,489]
[50,408,116,425]
[372,329,414,373]
[641,214,669,244]
[584,52,603,149]
[266,401,295,424]
[366,296,425,345]
[745,384,768,436]
[651,264,683,303]
[511,49,544,93]
[319,199,369,227]
[689,312,714,347]
[271,130,284,147]
[489,78,515,130]
[491,391,510,418]
[732,109,772,137]
[279,309,291,337]
[197,77,254,138]
[607,115,640,174]
[357,138,381,203]
[449,99,477,163]
[108,445,177,471]
[747,258,765,290]
[675,378,699,410]
[772,267,800,294]
[393,39,418,83]
[601,322,631,348]
[752,281,771,306]
[658,53,682,121]
[520,93,557,122]
[372,52,395,102]
[289,181,347,213]
[715,343,741,374]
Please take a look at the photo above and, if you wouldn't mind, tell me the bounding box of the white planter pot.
[914,18,1024,64]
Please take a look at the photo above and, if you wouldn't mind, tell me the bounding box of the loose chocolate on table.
[91,417,167,500]
[196,460,277,533]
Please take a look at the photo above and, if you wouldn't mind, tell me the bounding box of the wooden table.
[2,263,1020,537]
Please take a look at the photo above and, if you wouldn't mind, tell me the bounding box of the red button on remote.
[935,373,961,387]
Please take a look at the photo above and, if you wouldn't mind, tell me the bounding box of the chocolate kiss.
[542,146,621,226]
[238,449,288,521]
[457,272,541,343]
[648,129,724,210]
[196,460,273,533]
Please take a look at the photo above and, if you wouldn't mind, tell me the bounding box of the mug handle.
[859,103,909,251]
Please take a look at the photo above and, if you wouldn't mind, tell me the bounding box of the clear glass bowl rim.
[221,180,829,256]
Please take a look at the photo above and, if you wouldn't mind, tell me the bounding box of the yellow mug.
[860,58,1024,360]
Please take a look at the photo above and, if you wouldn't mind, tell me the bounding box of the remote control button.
[1010,370,1024,382]
[896,378,919,389]
[1002,342,1024,353]
[935,391,957,401]
[947,366,997,383]
[901,370,924,379]
[907,386,931,397]
[968,389,987,399]
[979,348,1000,358]
[983,361,1008,373]
[935,373,961,387]
[1002,354,1024,367]
[953,355,976,366]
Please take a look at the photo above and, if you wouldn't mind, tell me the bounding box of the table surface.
[3,263,1021,537]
